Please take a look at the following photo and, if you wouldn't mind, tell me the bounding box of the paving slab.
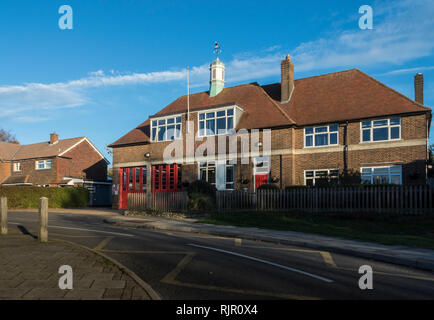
[0,233,155,300]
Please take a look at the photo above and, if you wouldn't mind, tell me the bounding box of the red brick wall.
[10,158,58,185]
[0,162,10,183]
[62,140,107,181]
[112,113,429,190]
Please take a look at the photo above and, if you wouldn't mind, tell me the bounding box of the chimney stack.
[281,54,294,103]
[50,133,59,145]
[414,73,424,104]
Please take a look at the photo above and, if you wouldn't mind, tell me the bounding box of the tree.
[0,129,19,144]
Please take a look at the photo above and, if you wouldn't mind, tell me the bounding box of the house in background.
[109,54,431,209]
[0,133,111,206]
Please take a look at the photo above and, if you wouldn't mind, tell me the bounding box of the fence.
[217,185,434,214]
[127,192,188,211]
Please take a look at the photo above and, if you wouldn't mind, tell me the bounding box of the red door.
[255,174,268,189]
[119,167,147,209]
[152,164,182,193]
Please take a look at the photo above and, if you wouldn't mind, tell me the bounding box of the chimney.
[50,133,59,145]
[414,73,424,104]
[281,54,294,103]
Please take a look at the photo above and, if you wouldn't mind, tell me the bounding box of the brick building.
[109,55,431,209]
[0,134,109,186]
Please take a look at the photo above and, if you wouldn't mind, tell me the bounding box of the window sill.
[360,139,402,144]
[304,144,340,149]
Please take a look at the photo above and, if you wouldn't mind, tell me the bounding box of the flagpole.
[187,66,190,133]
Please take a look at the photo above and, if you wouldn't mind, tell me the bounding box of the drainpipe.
[343,122,349,177]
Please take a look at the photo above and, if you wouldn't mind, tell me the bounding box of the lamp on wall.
[144,152,151,159]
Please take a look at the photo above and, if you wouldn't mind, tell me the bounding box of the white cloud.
[378,66,434,76]
[1,0,433,121]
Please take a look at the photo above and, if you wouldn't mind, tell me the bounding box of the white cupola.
[209,57,225,97]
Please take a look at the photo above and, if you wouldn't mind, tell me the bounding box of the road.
[6,210,434,300]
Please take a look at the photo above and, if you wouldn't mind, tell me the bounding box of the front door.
[255,174,269,189]
[119,167,147,209]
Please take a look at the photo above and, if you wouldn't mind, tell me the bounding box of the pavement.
[0,228,155,300]
[103,212,434,273]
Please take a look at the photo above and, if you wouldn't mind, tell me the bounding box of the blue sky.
[0,0,433,165]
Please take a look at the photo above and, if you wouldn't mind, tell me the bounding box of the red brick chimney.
[414,73,424,104]
[281,54,294,103]
[50,133,59,145]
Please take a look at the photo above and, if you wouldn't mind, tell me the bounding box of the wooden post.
[1,197,7,235]
[39,197,48,242]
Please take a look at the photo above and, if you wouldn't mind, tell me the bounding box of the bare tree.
[0,129,19,144]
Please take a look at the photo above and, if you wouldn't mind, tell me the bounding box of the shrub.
[187,192,216,211]
[257,183,279,190]
[0,186,89,208]
[187,180,217,197]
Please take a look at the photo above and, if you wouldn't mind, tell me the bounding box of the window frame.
[304,168,340,186]
[304,124,339,148]
[13,162,21,172]
[360,165,402,185]
[197,107,235,137]
[198,161,234,190]
[150,115,182,142]
[360,117,401,143]
[35,159,52,170]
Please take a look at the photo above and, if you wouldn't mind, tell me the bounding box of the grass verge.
[198,211,434,249]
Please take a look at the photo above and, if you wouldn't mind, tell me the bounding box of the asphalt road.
[6,210,434,300]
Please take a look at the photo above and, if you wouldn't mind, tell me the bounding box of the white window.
[151,115,182,142]
[361,165,402,184]
[254,157,270,174]
[13,163,21,172]
[361,118,401,143]
[199,161,234,190]
[36,160,52,170]
[304,169,339,186]
[198,108,234,137]
[304,124,338,147]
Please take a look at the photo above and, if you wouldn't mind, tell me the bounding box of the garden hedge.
[0,186,89,208]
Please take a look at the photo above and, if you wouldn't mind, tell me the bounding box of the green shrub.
[257,183,279,190]
[188,180,217,197]
[187,192,216,211]
[0,186,89,208]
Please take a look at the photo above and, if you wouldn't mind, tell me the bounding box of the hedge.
[0,186,89,208]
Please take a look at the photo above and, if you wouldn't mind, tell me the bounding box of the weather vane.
[213,41,221,58]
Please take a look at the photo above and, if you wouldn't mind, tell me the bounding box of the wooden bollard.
[0,197,7,235]
[39,197,48,242]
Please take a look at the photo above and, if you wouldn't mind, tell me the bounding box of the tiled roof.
[109,69,431,147]
[0,137,85,161]
[0,142,20,160]
[264,69,430,126]
[2,175,29,185]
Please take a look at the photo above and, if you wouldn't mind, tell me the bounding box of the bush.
[187,180,217,197]
[257,183,279,190]
[285,185,309,190]
[187,192,216,211]
[0,186,89,208]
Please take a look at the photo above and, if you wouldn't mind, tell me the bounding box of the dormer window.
[151,116,182,142]
[198,107,234,137]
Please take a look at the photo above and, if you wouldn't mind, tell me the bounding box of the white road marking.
[8,222,134,237]
[187,243,334,283]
